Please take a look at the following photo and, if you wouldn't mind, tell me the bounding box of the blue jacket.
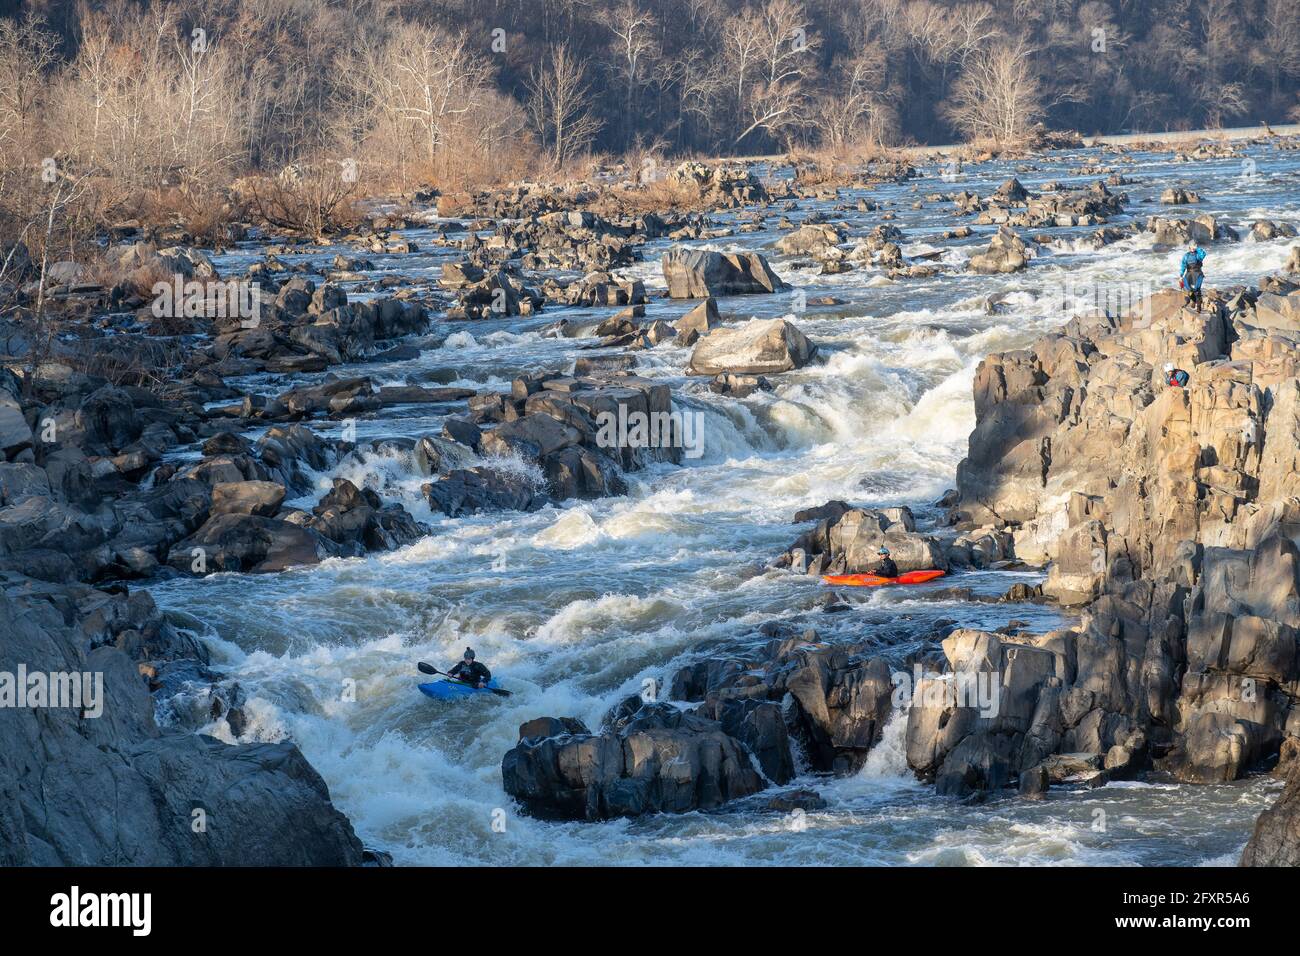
[1180,248,1206,285]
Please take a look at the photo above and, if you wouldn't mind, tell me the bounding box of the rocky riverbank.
[493,153,1300,863]
[4,138,1299,864]
[504,264,1300,858]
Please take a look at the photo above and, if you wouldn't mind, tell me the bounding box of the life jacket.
[1183,250,1203,278]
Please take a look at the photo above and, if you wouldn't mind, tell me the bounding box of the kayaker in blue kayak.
[875,546,898,579]
[447,647,491,688]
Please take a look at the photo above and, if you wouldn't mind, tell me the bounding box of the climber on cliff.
[1163,362,1190,388]
[1179,240,1206,311]
[874,546,899,579]
[447,647,491,688]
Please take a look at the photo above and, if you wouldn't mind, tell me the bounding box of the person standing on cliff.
[1180,241,1206,311]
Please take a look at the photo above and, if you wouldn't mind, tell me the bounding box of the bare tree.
[527,43,603,169]
[813,45,897,151]
[724,0,819,148]
[943,38,1043,143]
[608,1,659,148]
[0,14,59,161]
[349,24,491,179]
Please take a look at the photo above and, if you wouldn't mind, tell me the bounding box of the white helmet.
[1163,362,1174,373]
[1188,240,1199,251]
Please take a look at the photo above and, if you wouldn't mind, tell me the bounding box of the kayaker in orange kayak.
[874,546,899,579]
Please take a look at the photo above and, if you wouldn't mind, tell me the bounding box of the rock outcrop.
[661,247,788,298]
[501,701,766,820]
[0,577,363,865]
[688,318,816,375]
[1241,761,1300,865]
[949,286,1300,789]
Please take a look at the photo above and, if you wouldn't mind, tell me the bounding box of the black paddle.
[417,661,511,697]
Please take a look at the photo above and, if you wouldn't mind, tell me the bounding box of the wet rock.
[770,642,895,774]
[423,467,547,517]
[501,701,766,821]
[707,373,769,398]
[967,226,1030,274]
[166,513,341,574]
[780,505,944,576]
[210,480,286,518]
[695,697,794,784]
[793,500,852,524]
[307,477,427,553]
[763,788,828,813]
[661,247,787,298]
[519,716,590,740]
[1241,761,1300,865]
[1249,220,1296,242]
[0,578,362,865]
[688,318,816,376]
[904,629,1060,797]
[1018,765,1049,799]
[776,222,845,256]
[677,298,720,344]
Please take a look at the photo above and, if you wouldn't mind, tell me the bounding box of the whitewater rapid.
[148,142,1297,865]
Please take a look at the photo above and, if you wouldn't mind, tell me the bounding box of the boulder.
[423,467,546,517]
[210,480,286,518]
[967,226,1030,274]
[661,247,787,298]
[166,513,340,574]
[0,579,362,865]
[688,318,816,375]
[781,506,944,576]
[678,298,720,343]
[776,223,845,256]
[501,702,766,820]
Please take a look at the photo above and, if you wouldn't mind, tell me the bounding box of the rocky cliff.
[949,270,1300,857]
[0,575,363,865]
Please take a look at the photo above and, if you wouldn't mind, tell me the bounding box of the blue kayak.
[418,678,501,700]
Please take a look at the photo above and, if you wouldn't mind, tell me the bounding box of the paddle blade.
[488,687,512,697]
[417,661,437,675]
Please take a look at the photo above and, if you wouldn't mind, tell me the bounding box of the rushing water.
[147,141,1299,866]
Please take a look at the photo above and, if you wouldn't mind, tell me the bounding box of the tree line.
[1,0,1297,218]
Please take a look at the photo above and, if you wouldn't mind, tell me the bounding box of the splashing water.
[148,141,1299,866]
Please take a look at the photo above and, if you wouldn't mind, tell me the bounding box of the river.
[147,139,1298,865]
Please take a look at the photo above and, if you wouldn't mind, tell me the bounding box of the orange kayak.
[822,569,947,587]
